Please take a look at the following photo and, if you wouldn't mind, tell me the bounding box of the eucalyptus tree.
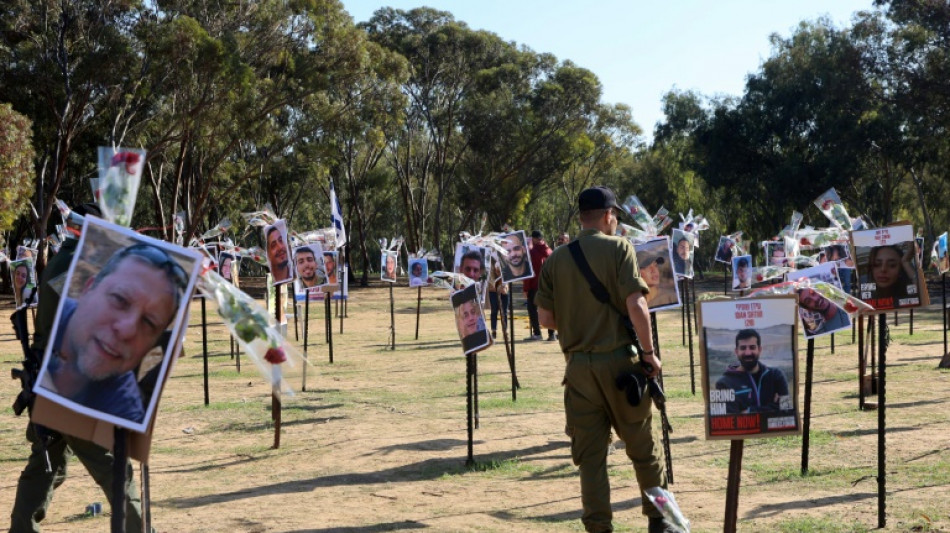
[0,0,144,269]
[362,8,529,254]
[135,0,369,242]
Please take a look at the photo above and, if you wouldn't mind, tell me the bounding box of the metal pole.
[680,278,686,346]
[141,462,150,533]
[389,284,395,350]
[111,428,127,533]
[944,273,947,357]
[273,287,282,449]
[415,286,422,340]
[302,292,310,391]
[326,294,334,364]
[201,296,209,406]
[877,313,887,528]
[801,338,815,475]
[858,314,865,410]
[465,352,475,467]
[724,440,744,533]
[686,278,695,395]
[651,312,673,484]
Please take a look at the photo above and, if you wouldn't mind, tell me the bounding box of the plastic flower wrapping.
[292,228,336,250]
[617,222,652,244]
[793,226,848,250]
[652,206,673,235]
[813,188,856,230]
[97,147,146,227]
[622,195,658,234]
[200,217,232,240]
[429,271,477,291]
[89,177,101,202]
[241,206,278,228]
[55,199,86,227]
[726,231,747,257]
[645,487,690,532]
[198,268,309,393]
[777,211,804,239]
[0,249,9,264]
[751,265,793,283]
[173,211,185,246]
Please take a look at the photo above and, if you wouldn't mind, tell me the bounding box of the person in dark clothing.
[524,230,553,341]
[714,329,790,413]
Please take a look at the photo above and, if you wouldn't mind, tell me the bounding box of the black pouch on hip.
[615,371,648,407]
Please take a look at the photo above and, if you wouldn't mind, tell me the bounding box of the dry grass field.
[1,276,949,532]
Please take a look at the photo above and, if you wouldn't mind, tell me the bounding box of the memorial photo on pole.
[218,252,239,284]
[34,217,202,433]
[497,231,533,284]
[715,235,736,264]
[293,244,327,290]
[264,219,293,286]
[732,255,753,290]
[934,232,948,274]
[635,237,681,310]
[852,224,925,311]
[381,250,398,283]
[451,283,492,355]
[453,243,488,282]
[409,258,429,287]
[764,241,788,267]
[698,296,800,439]
[10,258,37,308]
[671,229,694,279]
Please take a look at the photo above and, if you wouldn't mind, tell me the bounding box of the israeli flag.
[330,180,347,247]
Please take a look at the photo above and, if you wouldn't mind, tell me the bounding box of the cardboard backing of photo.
[31,329,184,462]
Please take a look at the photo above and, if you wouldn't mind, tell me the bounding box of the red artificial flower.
[264,346,286,364]
[821,199,834,210]
[800,237,812,246]
[756,274,764,282]
[111,152,141,174]
[843,301,859,314]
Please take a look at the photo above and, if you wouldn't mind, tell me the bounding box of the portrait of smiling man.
[36,222,198,429]
[498,230,533,283]
[265,220,292,285]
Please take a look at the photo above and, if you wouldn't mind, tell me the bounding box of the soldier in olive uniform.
[535,187,677,533]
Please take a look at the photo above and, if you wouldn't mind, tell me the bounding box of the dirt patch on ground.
[1,278,949,532]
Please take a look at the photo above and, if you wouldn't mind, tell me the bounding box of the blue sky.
[341,0,876,141]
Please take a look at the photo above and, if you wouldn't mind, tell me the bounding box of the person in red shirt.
[524,230,554,341]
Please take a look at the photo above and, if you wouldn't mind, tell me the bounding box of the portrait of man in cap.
[635,237,680,310]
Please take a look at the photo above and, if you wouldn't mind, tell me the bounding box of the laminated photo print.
[293,243,327,291]
[217,252,239,285]
[409,258,429,287]
[698,295,800,440]
[453,243,488,282]
[763,241,789,267]
[786,263,852,338]
[34,216,202,433]
[497,230,534,284]
[381,250,398,282]
[670,229,695,279]
[715,236,737,264]
[322,250,341,287]
[451,283,492,355]
[935,232,949,274]
[732,255,753,290]
[263,220,293,286]
[852,224,924,311]
[635,237,681,311]
[819,242,854,268]
[10,258,37,308]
